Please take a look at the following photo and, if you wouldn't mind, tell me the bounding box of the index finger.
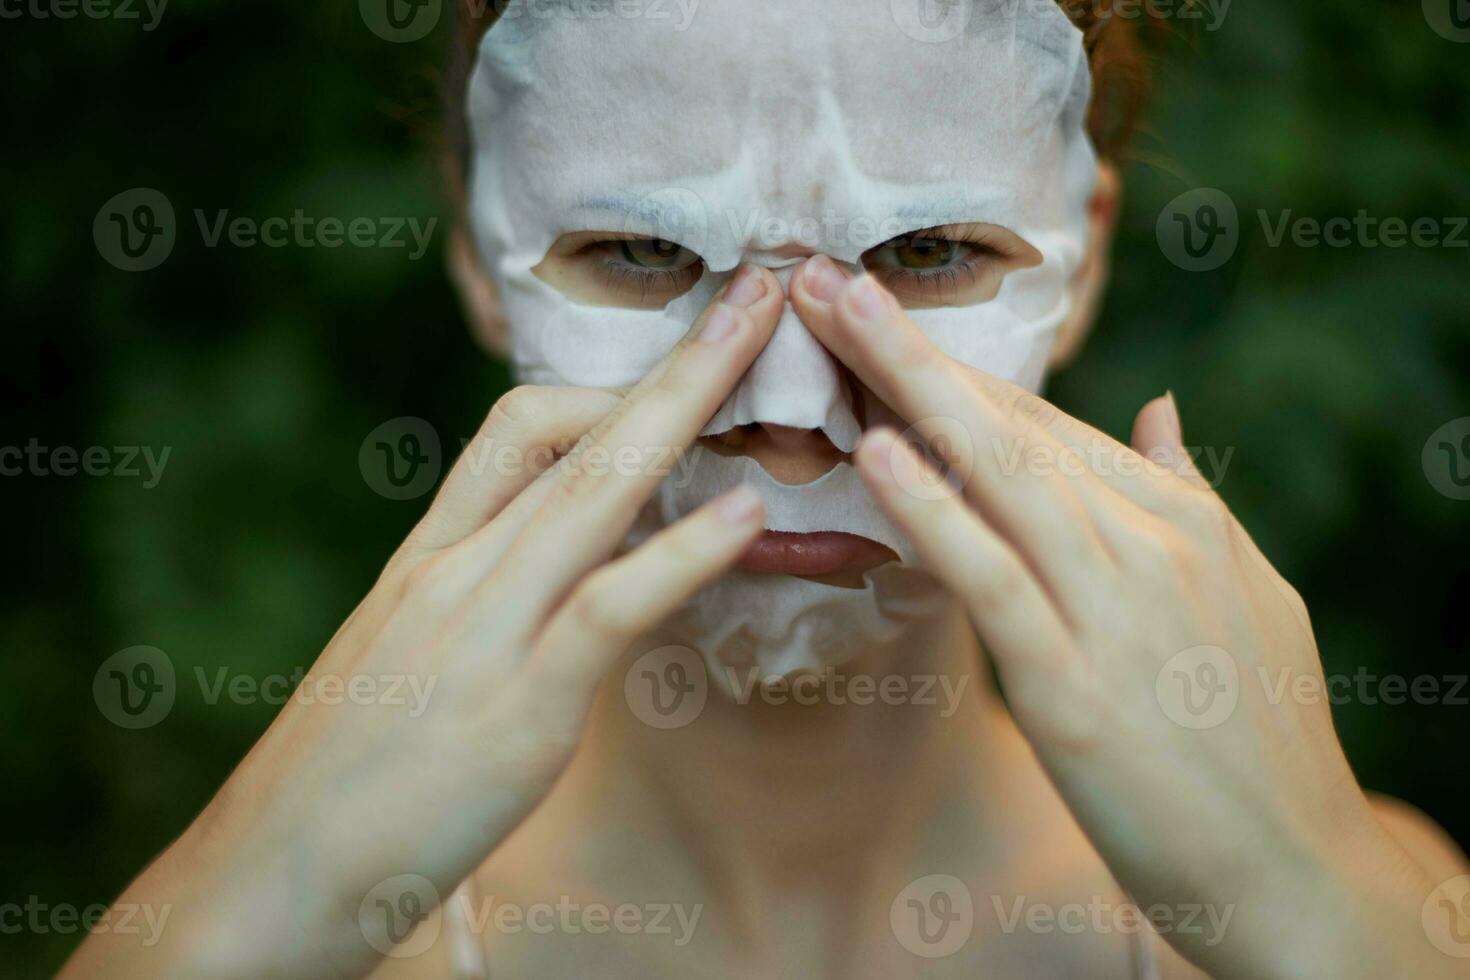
[788,257,1179,510]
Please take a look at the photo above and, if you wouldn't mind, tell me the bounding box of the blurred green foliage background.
[2,2,1467,974]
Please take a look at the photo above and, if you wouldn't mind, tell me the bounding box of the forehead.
[476,0,1085,183]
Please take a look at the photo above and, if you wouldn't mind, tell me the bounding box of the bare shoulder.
[1368,791,1470,880]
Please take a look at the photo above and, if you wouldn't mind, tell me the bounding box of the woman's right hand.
[61,264,783,980]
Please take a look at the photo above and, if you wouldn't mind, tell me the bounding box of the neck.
[553,601,1030,921]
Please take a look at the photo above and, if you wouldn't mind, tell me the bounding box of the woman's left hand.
[790,256,1467,979]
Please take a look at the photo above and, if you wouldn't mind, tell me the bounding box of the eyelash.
[864,229,1010,296]
[594,247,703,299]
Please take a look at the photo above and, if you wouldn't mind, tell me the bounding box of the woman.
[64,1,1469,977]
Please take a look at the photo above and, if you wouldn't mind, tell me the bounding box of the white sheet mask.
[467,0,1097,686]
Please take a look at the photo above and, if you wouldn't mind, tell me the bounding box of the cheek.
[909,298,1063,395]
[499,270,718,388]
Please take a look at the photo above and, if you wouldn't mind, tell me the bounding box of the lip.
[736,530,898,578]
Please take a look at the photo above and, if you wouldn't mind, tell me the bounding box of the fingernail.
[716,484,762,523]
[700,304,741,345]
[1163,389,1184,444]
[803,254,847,304]
[724,265,766,307]
[844,274,892,323]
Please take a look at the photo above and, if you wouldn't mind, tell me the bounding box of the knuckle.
[1032,673,1117,757]
[485,385,549,435]
[649,355,701,404]
[1006,656,1114,758]
[1177,488,1234,539]
[1162,532,1208,579]
[892,328,941,374]
[400,554,464,610]
[967,554,1029,619]
[568,574,639,638]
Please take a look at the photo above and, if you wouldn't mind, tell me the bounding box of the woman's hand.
[62,265,784,980]
[790,256,1468,979]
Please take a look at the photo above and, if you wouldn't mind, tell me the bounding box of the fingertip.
[713,483,765,526]
[1130,392,1182,455]
[798,253,850,306]
[836,273,897,329]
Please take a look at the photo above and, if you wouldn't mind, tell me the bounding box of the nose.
[696,264,862,452]
[704,423,846,485]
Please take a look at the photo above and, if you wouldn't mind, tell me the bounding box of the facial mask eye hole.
[533,232,706,310]
[861,223,1042,309]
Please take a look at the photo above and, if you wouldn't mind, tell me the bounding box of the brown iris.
[889,236,957,269]
[619,237,688,269]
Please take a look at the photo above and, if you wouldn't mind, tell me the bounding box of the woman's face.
[464,0,1100,682]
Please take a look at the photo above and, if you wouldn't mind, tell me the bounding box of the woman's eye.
[885,236,960,270]
[617,237,698,271]
[532,232,705,309]
[587,236,705,307]
[861,224,1041,308]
